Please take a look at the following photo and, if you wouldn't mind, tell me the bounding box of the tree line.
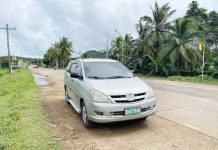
[109,1,218,78]
[42,1,218,79]
[43,37,73,68]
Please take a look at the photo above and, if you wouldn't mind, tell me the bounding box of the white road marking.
[145,79,218,91]
[183,124,199,131]
[163,91,214,102]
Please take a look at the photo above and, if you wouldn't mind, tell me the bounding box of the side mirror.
[70,72,81,79]
[131,70,139,74]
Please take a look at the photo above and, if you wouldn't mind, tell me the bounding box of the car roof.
[78,58,118,63]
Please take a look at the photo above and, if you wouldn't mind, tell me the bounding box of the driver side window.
[74,61,82,76]
[69,63,77,73]
[69,61,82,77]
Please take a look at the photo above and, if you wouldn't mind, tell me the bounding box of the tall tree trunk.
[177,54,180,76]
[56,60,59,69]
[155,65,158,75]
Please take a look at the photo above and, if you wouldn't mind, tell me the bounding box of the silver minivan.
[64,59,156,128]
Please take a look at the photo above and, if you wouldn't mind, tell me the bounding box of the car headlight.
[89,90,112,103]
[147,86,155,99]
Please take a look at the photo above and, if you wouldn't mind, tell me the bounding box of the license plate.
[125,107,141,116]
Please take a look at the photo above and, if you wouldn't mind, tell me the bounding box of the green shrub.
[213,72,218,79]
[0,57,9,68]
[0,144,5,150]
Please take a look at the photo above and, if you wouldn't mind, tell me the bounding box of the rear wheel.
[81,101,95,128]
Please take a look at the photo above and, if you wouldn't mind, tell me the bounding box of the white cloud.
[0,0,217,58]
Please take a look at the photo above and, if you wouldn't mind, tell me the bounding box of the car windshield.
[84,62,134,79]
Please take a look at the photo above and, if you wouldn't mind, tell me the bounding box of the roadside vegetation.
[43,37,73,68]
[109,1,218,79]
[0,56,42,68]
[39,1,218,83]
[0,69,60,150]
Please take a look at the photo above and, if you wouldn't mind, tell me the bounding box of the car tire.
[64,88,70,104]
[81,101,95,128]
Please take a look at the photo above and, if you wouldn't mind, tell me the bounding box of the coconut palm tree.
[139,2,176,51]
[49,43,60,68]
[158,18,200,75]
[135,2,176,75]
[110,34,135,68]
[123,34,135,68]
[59,37,73,67]
[110,36,124,62]
[43,37,73,68]
[132,22,151,73]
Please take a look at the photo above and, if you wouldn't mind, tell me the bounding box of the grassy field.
[0,69,60,150]
[138,74,218,85]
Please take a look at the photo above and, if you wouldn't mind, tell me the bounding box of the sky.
[0,0,217,58]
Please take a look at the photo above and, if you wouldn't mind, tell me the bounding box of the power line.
[0,24,16,73]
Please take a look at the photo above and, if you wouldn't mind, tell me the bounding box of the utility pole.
[202,44,205,79]
[0,24,16,73]
[198,43,204,79]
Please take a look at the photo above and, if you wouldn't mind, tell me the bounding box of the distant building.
[11,60,24,68]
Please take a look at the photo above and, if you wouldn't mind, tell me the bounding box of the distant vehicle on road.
[64,59,156,128]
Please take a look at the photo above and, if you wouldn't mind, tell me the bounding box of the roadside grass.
[137,74,218,85]
[0,69,60,150]
[0,69,8,78]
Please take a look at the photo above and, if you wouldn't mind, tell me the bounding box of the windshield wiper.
[87,76,105,79]
[105,76,131,79]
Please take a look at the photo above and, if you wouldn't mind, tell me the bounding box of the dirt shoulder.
[30,68,218,150]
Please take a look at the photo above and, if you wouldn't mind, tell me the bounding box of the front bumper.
[87,96,156,123]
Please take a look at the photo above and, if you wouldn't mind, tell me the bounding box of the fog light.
[95,111,103,116]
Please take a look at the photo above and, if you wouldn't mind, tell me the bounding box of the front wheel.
[64,88,70,104]
[81,101,95,128]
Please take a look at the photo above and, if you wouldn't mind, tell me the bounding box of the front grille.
[115,98,144,103]
[111,95,126,98]
[110,107,150,116]
[110,92,146,103]
[134,92,146,97]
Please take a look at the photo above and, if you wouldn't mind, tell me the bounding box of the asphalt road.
[145,79,218,139]
[147,80,218,101]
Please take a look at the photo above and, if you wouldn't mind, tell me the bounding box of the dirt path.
[30,68,218,150]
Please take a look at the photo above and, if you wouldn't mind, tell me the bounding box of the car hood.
[87,77,149,95]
